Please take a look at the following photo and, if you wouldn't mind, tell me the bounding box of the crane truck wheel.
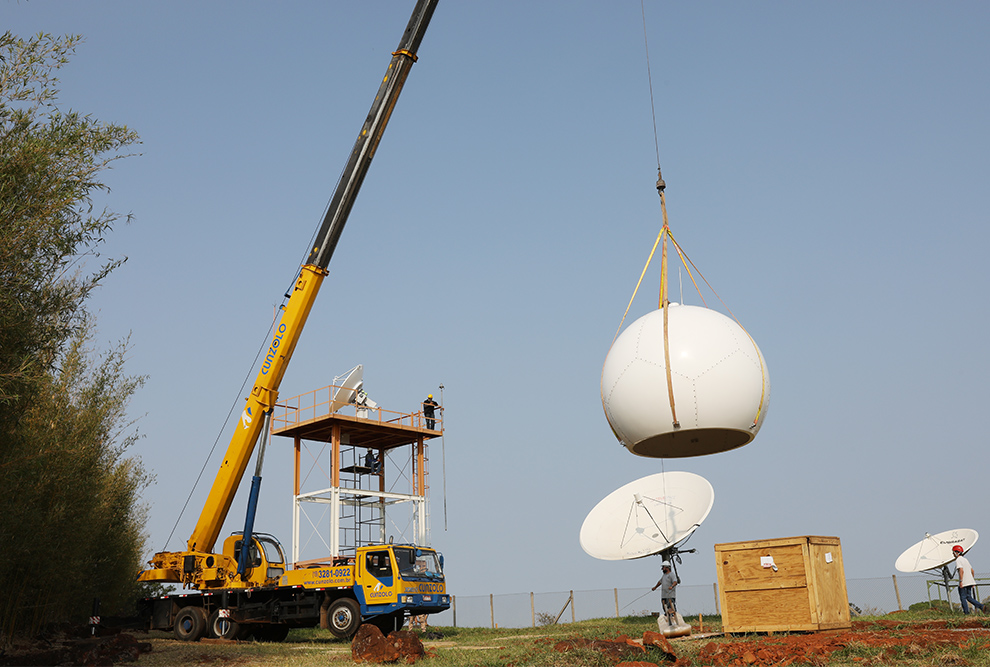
[208,609,244,640]
[328,598,361,639]
[173,606,207,641]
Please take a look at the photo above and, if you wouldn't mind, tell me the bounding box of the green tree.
[0,31,136,412]
[0,32,147,640]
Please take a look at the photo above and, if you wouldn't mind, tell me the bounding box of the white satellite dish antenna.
[895,528,978,573]
[580,471,714,561]
[330,364,364,413]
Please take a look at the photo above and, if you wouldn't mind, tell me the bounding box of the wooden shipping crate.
[715,535,851,633]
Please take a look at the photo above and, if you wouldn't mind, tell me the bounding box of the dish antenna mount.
[894,528,979,604]
[579,471,714,562]
[330,364,378,417]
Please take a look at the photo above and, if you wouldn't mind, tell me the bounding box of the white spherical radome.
[601,304,769,458]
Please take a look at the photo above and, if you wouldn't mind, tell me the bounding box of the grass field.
[132,608,990,667]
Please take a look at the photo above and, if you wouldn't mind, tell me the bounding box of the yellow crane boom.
[139,0,438,588]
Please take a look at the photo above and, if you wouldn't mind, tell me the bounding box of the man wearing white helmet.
[953,544,986,614]
[652,561,678,623]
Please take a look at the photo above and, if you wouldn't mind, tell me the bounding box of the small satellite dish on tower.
[579,471,714,561]
[330,365,364,413]
[894,529,978,573]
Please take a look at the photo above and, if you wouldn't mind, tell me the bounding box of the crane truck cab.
[274,543,449,638]
[358,545,446,616]
[225,532,285,586]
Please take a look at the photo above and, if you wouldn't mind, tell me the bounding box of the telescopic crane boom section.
[308,5,435,271]
[140,0,438,589]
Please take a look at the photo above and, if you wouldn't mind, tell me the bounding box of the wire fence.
[428,573,990,629]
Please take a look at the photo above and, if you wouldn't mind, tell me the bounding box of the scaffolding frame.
[272,386,440,567]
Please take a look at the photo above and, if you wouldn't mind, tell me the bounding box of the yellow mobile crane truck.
[136,0,449,641]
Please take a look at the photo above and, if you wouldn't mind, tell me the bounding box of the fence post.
[553,591,572,624]
[440,577,930,627]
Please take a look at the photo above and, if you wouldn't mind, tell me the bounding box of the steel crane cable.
[608,0,667,345]
[161,187,347,551]
[163,312,280,550]
[641,0,662,169]
[641,0,680,431]
[606,1,767,434]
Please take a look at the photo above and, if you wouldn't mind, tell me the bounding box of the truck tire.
[173,606,207,641]
[208,609,243,640]
[328,598,361,639]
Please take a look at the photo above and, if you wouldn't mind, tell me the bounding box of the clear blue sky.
[7,1,990,599]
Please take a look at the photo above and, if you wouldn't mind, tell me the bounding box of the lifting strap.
[658,188,679,429]
[617,0,766,434]
[610,184,768,433]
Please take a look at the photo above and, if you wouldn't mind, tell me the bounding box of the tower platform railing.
[273,382,442,433]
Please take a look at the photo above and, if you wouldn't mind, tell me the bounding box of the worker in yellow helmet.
[423,394,440,430]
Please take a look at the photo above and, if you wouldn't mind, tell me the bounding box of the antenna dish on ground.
[894,529,979,573]
[330,364,363,413]
[580,471,714,561]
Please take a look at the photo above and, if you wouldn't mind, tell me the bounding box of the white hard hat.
[661,561,671,568]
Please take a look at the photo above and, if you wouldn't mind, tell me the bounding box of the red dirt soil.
[697,620,990,666]
[550,620,990,667]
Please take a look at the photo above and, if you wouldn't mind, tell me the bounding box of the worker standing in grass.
[953,545,987,614]
[652,561,678,624]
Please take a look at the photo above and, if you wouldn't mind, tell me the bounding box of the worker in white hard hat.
[423,394,440,430]
[953,544,986,614]
[652,560,678,624]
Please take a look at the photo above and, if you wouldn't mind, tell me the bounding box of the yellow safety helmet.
[427,394,433,399]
